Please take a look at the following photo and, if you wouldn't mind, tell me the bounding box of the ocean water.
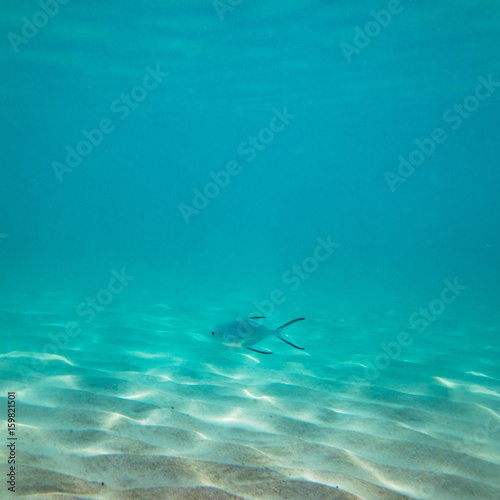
[1,1,500,498]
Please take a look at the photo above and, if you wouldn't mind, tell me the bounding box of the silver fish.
[209,316,305,354]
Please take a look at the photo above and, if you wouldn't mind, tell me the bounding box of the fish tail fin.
[276,335,305,350]
[277,317,305,330]
[275,317,306,350]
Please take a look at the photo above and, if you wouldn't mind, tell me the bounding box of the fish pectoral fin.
[247,347,273,354]
[276,335,305,350]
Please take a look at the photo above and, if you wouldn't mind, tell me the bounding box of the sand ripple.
[1,299,499,499]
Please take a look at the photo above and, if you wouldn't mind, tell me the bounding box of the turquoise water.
[1,1,500,498]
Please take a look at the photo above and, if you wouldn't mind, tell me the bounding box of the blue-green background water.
[3,0,499,297]
[1,1,500,498]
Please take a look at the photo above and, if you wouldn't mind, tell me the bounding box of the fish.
[209,316,305,354]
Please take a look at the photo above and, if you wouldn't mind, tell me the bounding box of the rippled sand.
[1,290,499,499]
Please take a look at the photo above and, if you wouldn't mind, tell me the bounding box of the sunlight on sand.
[434,376,458,388]
[12,422,39,430]
[1,350,75,365]
[4,290,500,499]
[204,364,247,380]
[122,390,156,400]
[469,385,500,398]
[467,371,496,379]
[475,405,500,421]
[218,408,244,425]
[76,444,113,456]
[243,389,274,402]
[103,411,149,429]
[241,353,261,363]
[129,351,166,359]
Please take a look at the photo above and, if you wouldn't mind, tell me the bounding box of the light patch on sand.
[205,408,269,432]
[243,389,274,403]
[139,409,168,427]
[345,448,411,495]
[48,374,78,388]
[469,385,500,398]
[344,361,366,368]
[204,364,246,380]
[475,404,500,421]
[467,371,494,379]
[436,377,500,397]
[344,448,382,482]
[11,422,39,430]
[301,469,337,487]
[175,379,201,385]
[129,351,165,359]
[330,407,352,415]
[0,351,75,365]
[241,353,260,363]
[76,444,112,456]
[218,408,243,424]
[434,376,458,388]
[466,372,500,381]
[103,411,148,429]
[122,390,156,400]
[396,421,434,439]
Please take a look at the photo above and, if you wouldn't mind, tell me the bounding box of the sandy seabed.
[1,289,499,499]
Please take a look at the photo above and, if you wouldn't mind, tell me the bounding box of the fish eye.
[211,331,215,335]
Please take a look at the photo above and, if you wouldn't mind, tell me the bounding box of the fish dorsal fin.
[277,317,305,330]
[248,316,265,319]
